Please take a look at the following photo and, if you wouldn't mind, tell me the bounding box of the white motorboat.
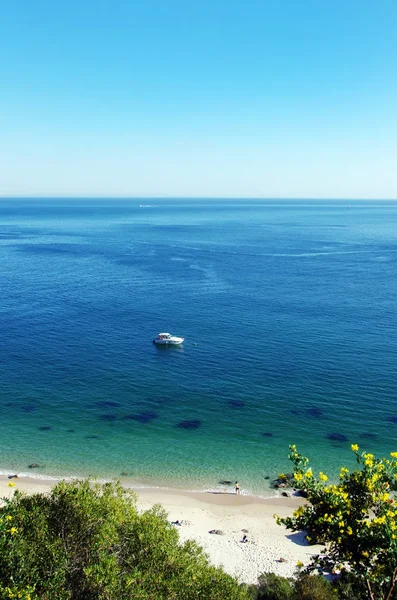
[153,332,185,346]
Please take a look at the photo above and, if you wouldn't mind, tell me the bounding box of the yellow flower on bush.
[294,473,303,481]
[5,515,12,521]
[279,444,397,597]
[7,482,15,488]
[9,527,17,535]
[294,505,305,517]
[296,560,304,568]
[0,588,32,600]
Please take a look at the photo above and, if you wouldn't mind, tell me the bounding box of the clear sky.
[1,0,396,198]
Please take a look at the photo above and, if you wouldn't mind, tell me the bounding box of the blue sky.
[1,0,396,198]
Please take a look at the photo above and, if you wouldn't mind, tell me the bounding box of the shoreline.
[0,466,281,500]
[0,473,320,584]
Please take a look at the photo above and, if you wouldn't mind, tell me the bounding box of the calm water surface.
[0,199,396,495]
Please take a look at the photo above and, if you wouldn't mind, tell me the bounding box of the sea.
[1,198,397,496]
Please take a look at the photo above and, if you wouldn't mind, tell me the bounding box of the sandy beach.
[0,474,323,584]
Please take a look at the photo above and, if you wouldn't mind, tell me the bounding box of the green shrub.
[332,570,374,600]
[278,445,397,600]
[0,479,247,599]
[251,572,293,600]
[293,573,337,600]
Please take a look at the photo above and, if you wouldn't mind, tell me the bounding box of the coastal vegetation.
[3,444,397,599]
[246,571,337,600]
[278,444,397,600]
[0,479,246,599]
[0,478,340,600]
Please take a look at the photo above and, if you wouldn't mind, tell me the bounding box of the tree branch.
[384,565,397,600]
[365,577,375,600]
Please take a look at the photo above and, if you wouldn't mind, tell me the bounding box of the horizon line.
[1,195,397,202]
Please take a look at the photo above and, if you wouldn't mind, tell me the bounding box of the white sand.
[0,475,323,584]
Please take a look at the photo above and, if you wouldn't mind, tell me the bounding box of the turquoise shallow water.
[1,198,397,495]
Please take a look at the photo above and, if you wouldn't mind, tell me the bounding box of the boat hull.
[153,338,184,346]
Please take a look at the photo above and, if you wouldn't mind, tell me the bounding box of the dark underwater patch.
[130,411,159,424]
[38,426,52,431]
[85,435,101,439]
[261,432,274,438]
[289,409,300,416]
[327,432,348,443]
[307,407,323,418]
[228,400,245,408]
[67,429,75,433]
[99,413,117,422]
[21,404,36,413]
[95,401,121,409]
[177,419,201,430]
[388,416,397,424]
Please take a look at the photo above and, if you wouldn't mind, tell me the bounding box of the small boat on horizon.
[153,332,185,346]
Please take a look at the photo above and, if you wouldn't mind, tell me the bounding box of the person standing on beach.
[235,481,240,494]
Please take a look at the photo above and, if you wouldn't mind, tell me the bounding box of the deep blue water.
[1,198,397,495]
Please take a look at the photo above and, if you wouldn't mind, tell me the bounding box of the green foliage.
[250,572,293,599]
[332,570,370,600]
[0,585,36,599]
[0,479,247,599]
[278,445,397,600]
[293,573,337,600]
[246,572,337,600]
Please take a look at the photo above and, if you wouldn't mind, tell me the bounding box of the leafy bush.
[278,445,397,600]
[247,572,338,600]
[0,479,247,599]
[332,570,369,600]
[252,572,293,599]
[293,573,337,600]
